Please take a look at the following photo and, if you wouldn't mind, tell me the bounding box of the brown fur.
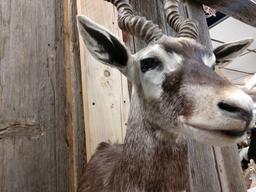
[78,91,190,192]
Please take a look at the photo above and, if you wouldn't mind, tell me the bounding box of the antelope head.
[77,0,254,145]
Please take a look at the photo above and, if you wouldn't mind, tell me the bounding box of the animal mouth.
[179,118,247,138]
[178,116,248,145]
[186,122,247,138]
[221,130,246,137]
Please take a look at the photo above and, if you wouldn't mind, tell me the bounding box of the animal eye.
[140,57,162,73]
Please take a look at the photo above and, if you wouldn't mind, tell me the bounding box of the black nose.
[218,101,253,125]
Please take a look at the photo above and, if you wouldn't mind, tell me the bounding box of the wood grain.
[0,0,77,191]
[214,146,246,191]
[76,0,130,160]
[0,119,43,139]
[64,0,86,191]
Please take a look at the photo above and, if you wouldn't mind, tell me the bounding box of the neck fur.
[115,88,190,191]
[123,89,178,156]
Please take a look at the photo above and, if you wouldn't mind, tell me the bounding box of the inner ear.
[81,22,128,67]
[213,38,254,68]
[77,16,129,70]
[214,42,249,60]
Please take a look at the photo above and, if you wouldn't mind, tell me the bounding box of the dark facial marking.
[81,22,128,67]
[161,68,194,117]
[162,69,182,96]
[140,57,162,73]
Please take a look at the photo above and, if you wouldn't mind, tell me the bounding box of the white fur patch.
[202,53,216,68]
[137,45,183,99]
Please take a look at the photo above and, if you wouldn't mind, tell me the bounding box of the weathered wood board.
[0,0,68,191]
[64,0,86,191]
[76,0,130,159]
[0,0,85,191]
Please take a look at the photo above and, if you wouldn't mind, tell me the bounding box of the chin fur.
[177,116,246,146]
[182,123,245,146]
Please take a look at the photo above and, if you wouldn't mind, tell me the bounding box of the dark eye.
[140,57,162,73]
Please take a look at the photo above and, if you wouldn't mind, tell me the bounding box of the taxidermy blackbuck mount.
[77,0,254,191]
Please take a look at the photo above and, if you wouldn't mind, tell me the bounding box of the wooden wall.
[0,0,85,191]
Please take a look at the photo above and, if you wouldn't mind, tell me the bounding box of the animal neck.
[117,88,190,191]
[123,87,180,152]
[123,90,177,158]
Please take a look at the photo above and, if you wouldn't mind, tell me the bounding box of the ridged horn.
[164,0,199,40]
[105,0,163,44]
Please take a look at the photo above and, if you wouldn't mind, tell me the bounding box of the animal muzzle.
[218,87,254,133]
[180,84,254,139]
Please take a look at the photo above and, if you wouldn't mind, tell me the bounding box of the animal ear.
[213,38,254,68]
[77,15,130,75]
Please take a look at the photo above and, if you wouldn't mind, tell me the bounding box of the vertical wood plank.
[77,0,130,159]
[214,146,246,192]
[64,0,86,191]
[0,0,69,191]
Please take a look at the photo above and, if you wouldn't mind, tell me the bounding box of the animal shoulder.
[78,142,123,192]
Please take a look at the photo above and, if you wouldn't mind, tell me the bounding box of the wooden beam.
[194,0,256,27]
[77,0,130,160]
[64,0,86,191]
